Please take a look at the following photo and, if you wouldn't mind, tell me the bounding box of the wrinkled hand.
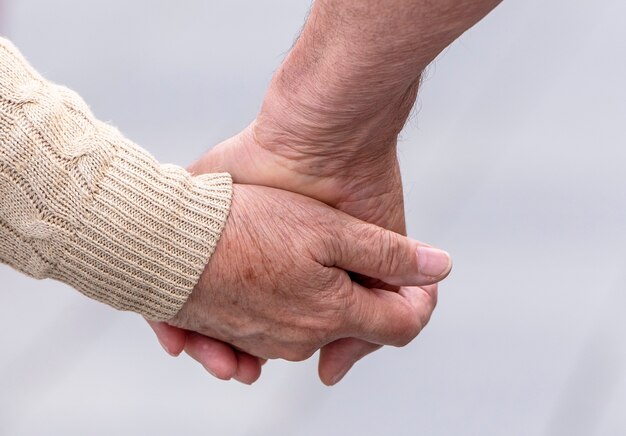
[149,116,447,384]
[149,67,436,386]
[166,183,449,365]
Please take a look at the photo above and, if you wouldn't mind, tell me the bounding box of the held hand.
[151,122,446,384]
[169,184,450,361]
[146,319,266,384]
[150,79,436,385]
[193,125,426,384]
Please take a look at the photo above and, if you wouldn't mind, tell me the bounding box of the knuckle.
[392,331,414,348]
[281,349,301,362]
[284,345,316,362]
[364,226,404,276]
[264,350,282,360]
[318,267,346,296]
[359,226,386,266]
[391,309,422,347]
[417,292,437,331]
[323,219,364,265]
[427,285,439,310]
[381,232,402,273]
[319,225,350,266]
[301,345,318,361]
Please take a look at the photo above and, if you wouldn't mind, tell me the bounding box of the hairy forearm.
[260,0,502,152]
[283,0,502,101]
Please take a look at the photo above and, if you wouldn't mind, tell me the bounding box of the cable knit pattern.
[0,38,232,320]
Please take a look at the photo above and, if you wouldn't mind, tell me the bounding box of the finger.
[233,351,263,385]
[343,282,438,347]
[318,338,382,386]
[331,222,452,287]
[147,320,187,357]
[320,283,438,385]
[184,332,239,380]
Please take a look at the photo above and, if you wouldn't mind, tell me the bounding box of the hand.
[150,118,446,384]
[206,122,433,383]
[150,0,501,388]
[149,70,437,386]
[169,184,449,361]
[147,319,267,384]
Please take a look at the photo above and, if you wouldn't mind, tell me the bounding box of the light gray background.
[1,1,625,435]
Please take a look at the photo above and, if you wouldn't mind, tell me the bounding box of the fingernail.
[158,338,177,357]
[203,365,222,379]
[417,247,451,277]
[330,365,352,386]
[234,376,253,386]
[330,371,346,386]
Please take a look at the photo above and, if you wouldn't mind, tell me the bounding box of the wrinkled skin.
[148,111,443,385]
[167,183,446,366]
[145,0,502,385]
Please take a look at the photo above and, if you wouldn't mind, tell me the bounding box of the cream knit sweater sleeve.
[0,38,232,321]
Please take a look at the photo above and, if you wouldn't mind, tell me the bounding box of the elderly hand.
[166,183,449,365]
[149,106,446,385]
[148,0,501,384]
[148,72,436,386]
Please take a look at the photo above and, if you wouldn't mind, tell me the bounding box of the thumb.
[188,139,235,175]
[330,219,452,287]
[189,128,293,188]
[188,128,262,179]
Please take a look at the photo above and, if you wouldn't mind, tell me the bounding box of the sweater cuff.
[50,139,232,321]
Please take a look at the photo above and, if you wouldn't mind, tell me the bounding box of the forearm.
[260,0,502,152]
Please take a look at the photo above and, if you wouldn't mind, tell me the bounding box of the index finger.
[341,281,438,347]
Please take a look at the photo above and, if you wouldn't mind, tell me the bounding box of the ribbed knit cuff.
[50,140,232,321]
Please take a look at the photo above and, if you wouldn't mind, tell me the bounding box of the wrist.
[256,72,420,163]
